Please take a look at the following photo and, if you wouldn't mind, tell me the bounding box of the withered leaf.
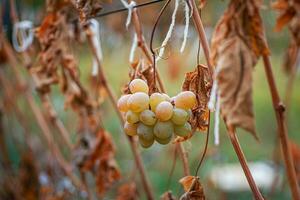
[74,128,121,196]
[117,182,139,200]
[210,0,268,138]
[75,0,110,22]
[274,8,296,32]
[211,0,269,62]
[272,0,300,74]
[179,176,205,200]
[215,36,258,138]
[182,65,210,133]
[161,191,176,200]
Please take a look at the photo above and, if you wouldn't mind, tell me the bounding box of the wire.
[149,0,172,91]
[89,0,166,19]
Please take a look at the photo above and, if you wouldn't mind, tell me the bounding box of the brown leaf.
[210,0,267,138]
[272,0,300,74]
[161,191,176,200]
[211,0,269,63]
[75,0,108,22]
[217,36,258,138]
[117,182,139,200]
[179,176,195,192]
[73,128,121,196]
[182,65,210,133]
[274,8,296,32]
[271,0,289,10]
[179,176,205,200]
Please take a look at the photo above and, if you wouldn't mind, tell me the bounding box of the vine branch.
[262,55,300,200]
[227,125,264,200]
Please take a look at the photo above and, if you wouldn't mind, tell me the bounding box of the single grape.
[155,135,172,145]
[129,79,149,94]
[139,137,154,148]
[124,122,137,136]
[127,92,149,113]
[171,108,188,125]
[155,101,173,121]
[149,93,165,112]
[139,110,157,126]
[174,91,196,110]
[126,110,139,124]
[174,122,192,137]
[154,121,174,139]
[117,94,131,112]
[162,93,171,102]
[137,123,154,141]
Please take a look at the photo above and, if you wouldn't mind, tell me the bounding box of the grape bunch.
[117,79,196,148]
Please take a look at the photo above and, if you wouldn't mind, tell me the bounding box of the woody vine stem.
[188,0,265,199]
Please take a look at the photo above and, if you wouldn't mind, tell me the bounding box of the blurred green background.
[1,0,300,199]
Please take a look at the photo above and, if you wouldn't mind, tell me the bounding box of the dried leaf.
[274,8,296,32]
[211,0,269,62]
[210,0,267,138]
[161,191,176,200]
[117,182,139,200]
[76,0,108,22]
[179,176,205,200]
[182,65,210,133]
[179,176,195,192]
[217,36,258,137]
[272,0,300,74]
[73,129,121,196]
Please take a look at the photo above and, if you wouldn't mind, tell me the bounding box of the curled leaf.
[179,176,205,200]
[182,65,210,133]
